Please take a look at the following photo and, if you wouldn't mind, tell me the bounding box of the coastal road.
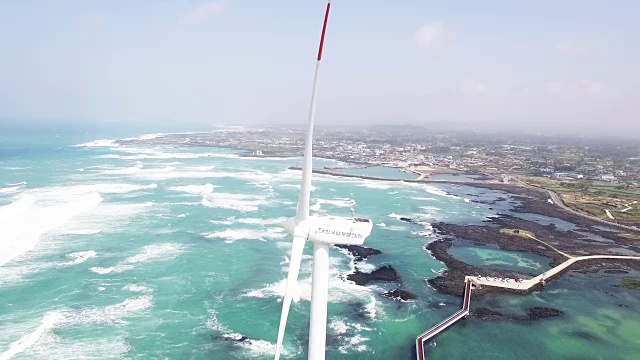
[523,183,640,233]
[524,234,573,258]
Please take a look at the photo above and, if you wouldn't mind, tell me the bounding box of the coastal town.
[123,125,640,228]
[125,125,640,183]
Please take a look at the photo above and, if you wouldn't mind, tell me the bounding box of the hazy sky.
[0,0,638,136]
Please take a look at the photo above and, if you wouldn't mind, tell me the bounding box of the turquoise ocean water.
[0,128,638,359]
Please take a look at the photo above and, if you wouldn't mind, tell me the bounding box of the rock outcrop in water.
[525,307,563,320]
[472,306,563,321]
[381,289,417,301]
[334,244,382,262]
[346,265,400,286]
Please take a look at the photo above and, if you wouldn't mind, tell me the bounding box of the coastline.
[289,166,640,232]
[286,165,640,299]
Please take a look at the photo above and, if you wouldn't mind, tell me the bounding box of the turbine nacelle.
[308,215,372,245]
[283,215,373,246]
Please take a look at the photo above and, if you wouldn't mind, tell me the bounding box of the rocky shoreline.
[334,244,418,302]
[330,173,640,310]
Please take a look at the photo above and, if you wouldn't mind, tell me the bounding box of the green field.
[525,177,640,227]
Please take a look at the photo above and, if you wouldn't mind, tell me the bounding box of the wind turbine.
[274,1,373,359]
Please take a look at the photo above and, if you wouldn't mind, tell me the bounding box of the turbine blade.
[274,235,306,360]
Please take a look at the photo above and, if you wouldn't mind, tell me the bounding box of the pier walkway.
[416,254,640,359]
[468,254,640,291]
[415,279,472,360]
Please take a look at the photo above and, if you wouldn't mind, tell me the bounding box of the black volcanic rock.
[213,333,248,343]
[473,307,504,320]
[381,289,417,301]
[524,307,563,320]
[472,307,563,322]
[334,244,382,262]
[346,265,399,286]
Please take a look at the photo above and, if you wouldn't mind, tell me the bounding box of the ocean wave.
[328,317,373,354]
[411,196,437,201]
[168,183,216,195]
[207,309,294,358]
[0,193,103,267]
[0,186,24,195]
[74,139,119,147]
[421,185,458,199]
[235,217,287,226]
[280,184,317,191]
[123,284,152,293]
[357,180,393,190]
[96,148,239,161]
[243,255,372,304]
[0,313,64,360]
[61,251,97,266]
[201,192,271,212]
[310,197,356,212]
[26,183,157,198]
[120,133,167,141]
[122,243,183,265]
[0,296,150,359]
[89,266,116,274]
[6,182,27,186]
[90,243,183,274]
[204,228,286,243]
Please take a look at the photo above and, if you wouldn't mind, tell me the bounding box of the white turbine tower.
[274,1,373,359]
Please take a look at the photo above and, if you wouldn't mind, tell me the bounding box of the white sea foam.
[206,309,292,358]
[422,185,458,199]
[61,251,97,266]
[412,196,437,201]
[210,219,234,225]
[122,243,183,265]
[204,228,286,243]
[387,213,404,220]
[6,182,27,186]
[0,193,103,267]
[99,164,272,182]
[26,183,157,198]
[0,186,23,194]
[123,284,152,293]
[355,262,376,273]
[100,165,171,176]
[235,217,287,226]
[168,184,216,195]
[90,243,183,274]
[381,225,408,231]
[121,133,166,141]
[280,184,317,191]
[74,139,119,147]
[0,295,149,359]
[0,313,64,360]
[234,337,280,358]
[310,197,355,212]
[97,148,239,161]
[328,317,373,354]
[244,255,372,303]
[89,266,116,274]
[357,180,392,190]
[27,333,130,360]
[201,192,270,212]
